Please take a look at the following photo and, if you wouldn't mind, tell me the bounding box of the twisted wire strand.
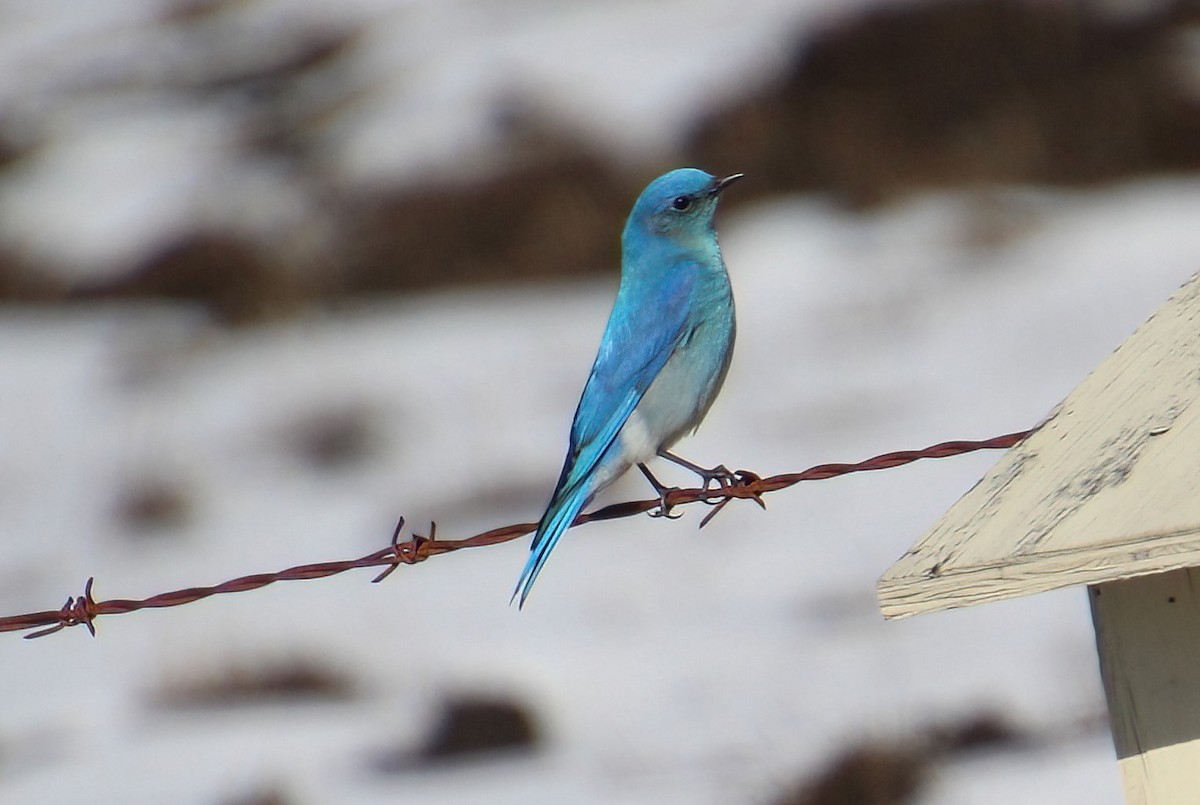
[2,429,1031,639]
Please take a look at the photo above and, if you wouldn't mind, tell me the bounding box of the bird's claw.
[649,489,684,520]
[691,463,737,504]
[637,462,683,519]
[648,479,686,523]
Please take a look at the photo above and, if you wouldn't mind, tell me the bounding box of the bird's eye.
[672,195,691,211]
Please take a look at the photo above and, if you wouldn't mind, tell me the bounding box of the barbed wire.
[2,428,1032,639]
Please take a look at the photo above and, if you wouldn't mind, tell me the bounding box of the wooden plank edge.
[877,527,1200,619]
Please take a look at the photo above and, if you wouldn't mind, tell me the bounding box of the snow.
[5,177,1195,802]
[2,0,1195,802]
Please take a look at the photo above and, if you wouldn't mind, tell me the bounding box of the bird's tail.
[512,481,592,609]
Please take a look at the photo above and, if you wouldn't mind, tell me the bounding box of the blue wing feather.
[513,268,697,606]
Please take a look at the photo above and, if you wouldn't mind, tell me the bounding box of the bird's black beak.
[711,173,744,196]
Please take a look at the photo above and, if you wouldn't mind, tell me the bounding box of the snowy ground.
[7,178,1200,803]
[3,0,1199,802]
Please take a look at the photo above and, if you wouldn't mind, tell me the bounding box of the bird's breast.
[617,315,733,462]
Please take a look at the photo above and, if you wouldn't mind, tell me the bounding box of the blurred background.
[3,0,1200,802]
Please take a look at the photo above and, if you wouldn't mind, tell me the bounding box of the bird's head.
[625,168,742,248]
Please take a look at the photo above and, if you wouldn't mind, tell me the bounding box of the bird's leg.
[657,449,736,496]
[638,463,682,519]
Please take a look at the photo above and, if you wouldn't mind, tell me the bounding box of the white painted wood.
[878,273,1200,619]
[1090,568,1200,804]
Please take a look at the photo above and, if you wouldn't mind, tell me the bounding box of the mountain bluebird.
[514,168,742,607]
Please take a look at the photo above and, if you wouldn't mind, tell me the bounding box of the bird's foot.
[658,450,737,502]
[696,463,736,498]
[637,463,683,519]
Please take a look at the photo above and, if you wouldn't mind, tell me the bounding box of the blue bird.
[514,168,742,607]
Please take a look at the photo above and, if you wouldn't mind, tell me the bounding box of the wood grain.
[879,273,1200,619]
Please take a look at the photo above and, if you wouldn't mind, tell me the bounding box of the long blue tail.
[512,482,592,609]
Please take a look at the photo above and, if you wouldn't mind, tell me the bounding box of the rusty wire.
[2,428,1031,639]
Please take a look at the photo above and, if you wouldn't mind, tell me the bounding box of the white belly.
[616,332,728,465]
[617,407,660,466]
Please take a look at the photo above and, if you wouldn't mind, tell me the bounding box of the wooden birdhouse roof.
[878,273,1200,619]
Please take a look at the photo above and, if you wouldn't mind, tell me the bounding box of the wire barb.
[1,428,1032,639]
[371,517,408,583]
[24,577,98,639]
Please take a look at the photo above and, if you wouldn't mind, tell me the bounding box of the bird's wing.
[514,269,697,606]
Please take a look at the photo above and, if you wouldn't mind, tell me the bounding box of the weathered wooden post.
[878,273,1200,804]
